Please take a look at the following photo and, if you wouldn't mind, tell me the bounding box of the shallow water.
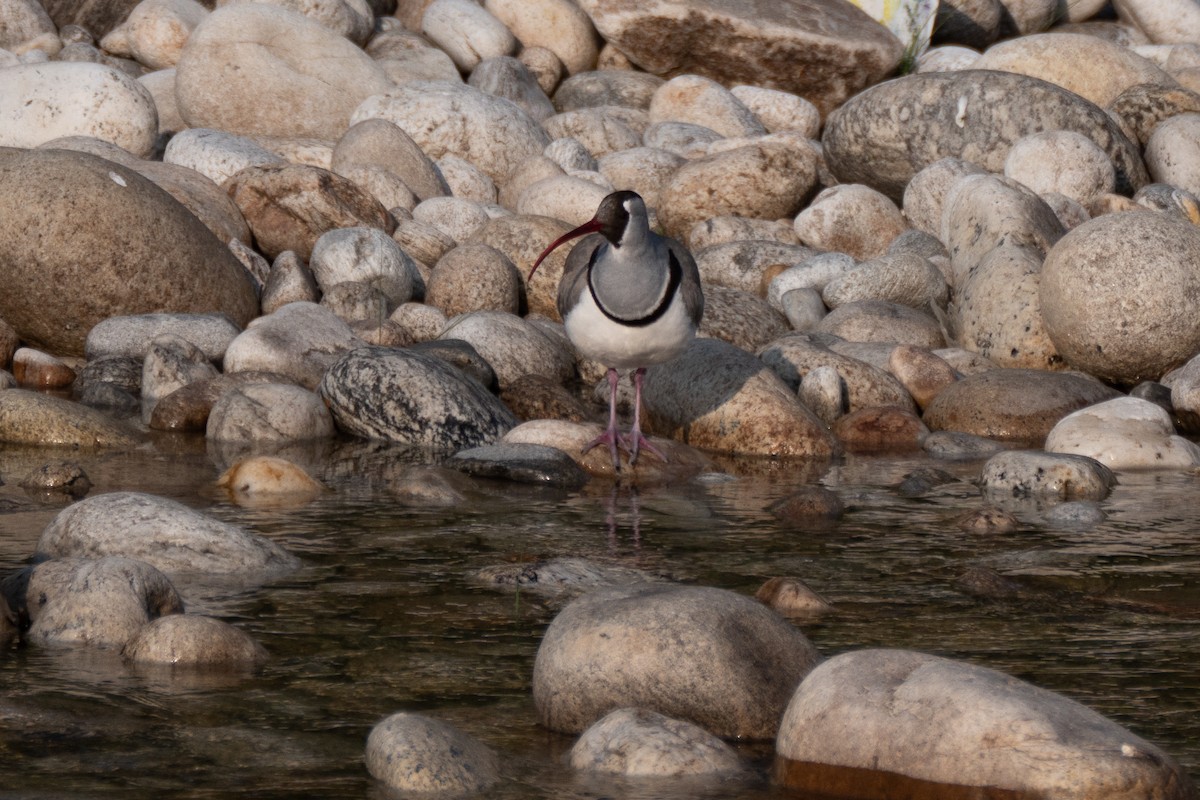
[1,437,1198,798]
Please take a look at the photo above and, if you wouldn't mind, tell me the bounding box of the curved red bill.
[527,218,603,280]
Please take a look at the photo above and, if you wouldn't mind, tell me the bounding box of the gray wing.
[556,234,603,320]
[666,236,704,325]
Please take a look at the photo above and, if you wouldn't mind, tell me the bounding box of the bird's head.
[528,190,647,279]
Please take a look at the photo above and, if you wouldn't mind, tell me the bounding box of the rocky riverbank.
[2,0,1200,796]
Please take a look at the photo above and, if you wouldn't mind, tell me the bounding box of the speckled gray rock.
[224,302,363,390]
[0,148,259,357]
[570,707,744,777]
[365,713,499,794]
[760,333,916,414]
[574,0,901,118]
[175,3,392,139]
[309,226,420,306]
[642,338,837,459]
[902,157,988,238]
[1041,500,1106,529]
[822,252,947,310]
[951,245,1062,370]
[140,334,220,421]
[21,556,184,648]
[469,55,556,122]
[122,614,268,668]
[0,389,140,447]
[1046,396,1200,469]
[421,0,516,72]
[941,172,1064,289]
[85,313,241,364]
[822,70,1148,200]
[924,368,1119,443]
[775,649,1192,798]
[1040,210,1200,385]
[318,346,517,449]
[351,80,552,184]
[485,0,600,75]
[694,240,815,295]
[437,310,574,390]
[162,127,286,186]
[553,70,663,111]
[657,142,819,241]
[923,430,1006,460]
[261,251,320,315]
[467,214,572,320]
[648,74,765,138]
[36,491,301,577]
[18,461,93,500]
[543,107,645,158]
[814,301,945,349]
[206,383,335,443]
[700,287,790,353]
[533,583,822,739]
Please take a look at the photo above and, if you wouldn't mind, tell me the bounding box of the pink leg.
[628,368,666,465]
[582,368,624,471]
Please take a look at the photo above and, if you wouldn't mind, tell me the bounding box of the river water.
[0,437,1197,798]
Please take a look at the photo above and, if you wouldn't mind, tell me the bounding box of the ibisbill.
[528,190,705,471]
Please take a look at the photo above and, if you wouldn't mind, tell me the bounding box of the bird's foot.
[626,430,667,466]
[581,427,624,472]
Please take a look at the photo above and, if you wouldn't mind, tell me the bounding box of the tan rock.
[887,345,957,410]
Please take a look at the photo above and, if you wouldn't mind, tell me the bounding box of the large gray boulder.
[0,148,259,356]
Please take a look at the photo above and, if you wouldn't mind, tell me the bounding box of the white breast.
[563,285,697,370]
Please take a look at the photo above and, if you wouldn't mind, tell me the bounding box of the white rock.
[980,450,1116,500]
[163,127,286,186]
[0,62,159,157]
[767,253,857,310]
[86,313,242,363]
[596,146,683,209]
[138,68,185,134]
[421,0,516,72]
[310,227,422,305]
[780,287,827,330]
[1114,0,1200,45]
[794,184,907,261]
[545,137,596,173]
[352,80,550,184]
[1045,396,1200,469]
[437,310,574,390]
[915,45,981,72]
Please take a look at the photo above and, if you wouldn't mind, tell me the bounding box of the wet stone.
[472,557,664,599]
[365,712,499,794]
[18,461,93,500]
[833,406,928,453]
[896,467,960,499]
[1041,500,1106,530]
[0,389,141,448]
[122,614,268,669]
[923,430,1007,461]
[957,506,1020,533]
[385,466,475,508]
[444,443,589,488]
[569,707,744,777]
[755,577,834,618]
[767,486,845,525]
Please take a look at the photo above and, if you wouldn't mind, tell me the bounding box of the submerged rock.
[569,707,744,777]
[122,614,268,668]
[979,450,1117,501]
[365,712,499,794]
[0,390,140,448]
[36,491,301,577]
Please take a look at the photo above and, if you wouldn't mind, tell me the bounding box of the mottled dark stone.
[445,443,589,488]
[318,346,517,450]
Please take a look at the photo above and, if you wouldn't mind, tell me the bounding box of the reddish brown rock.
[833,405,928,452]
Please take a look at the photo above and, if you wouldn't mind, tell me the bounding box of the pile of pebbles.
[2,0,1200,795]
